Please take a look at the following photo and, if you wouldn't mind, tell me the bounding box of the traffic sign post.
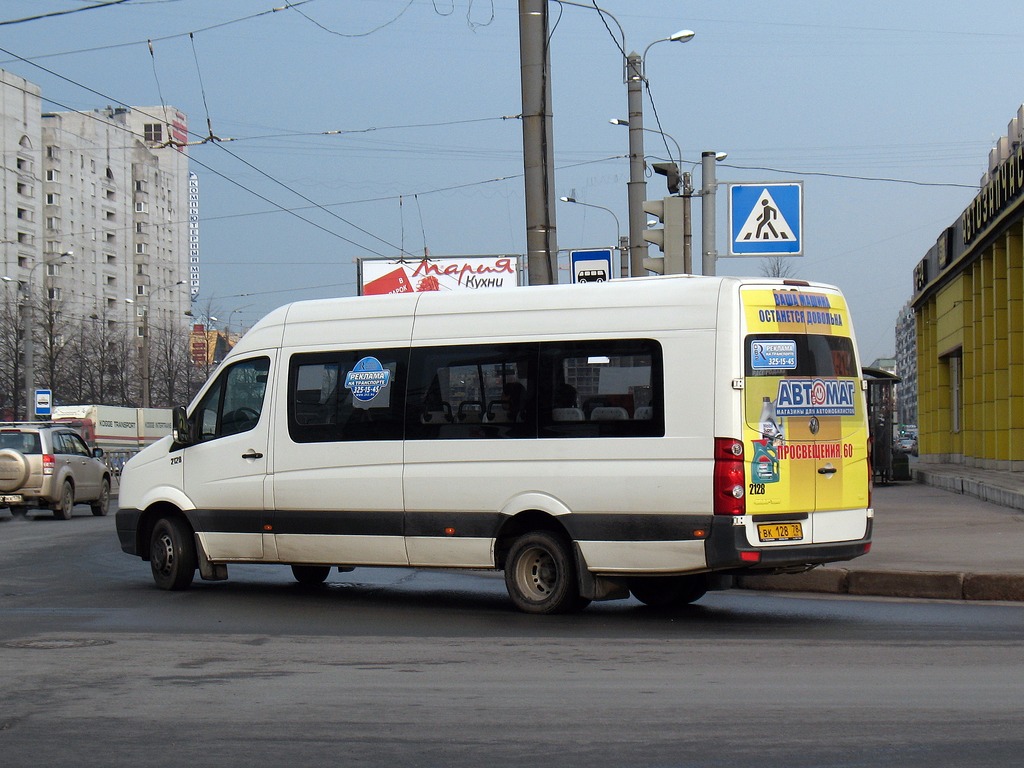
[728,182,803,256]
[570,249,614,283]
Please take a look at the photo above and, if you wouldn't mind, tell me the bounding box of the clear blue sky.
[3,0,1021,362]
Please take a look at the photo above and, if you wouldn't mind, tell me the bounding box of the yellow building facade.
[914,112,1024,471]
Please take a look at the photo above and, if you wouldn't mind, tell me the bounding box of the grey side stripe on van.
[184,509,714,543]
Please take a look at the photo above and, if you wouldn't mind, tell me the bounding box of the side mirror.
[172,406,192,446]
[92,447,105,459]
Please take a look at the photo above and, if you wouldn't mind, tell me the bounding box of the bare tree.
[0,290,23,419]
[760,256,797,279]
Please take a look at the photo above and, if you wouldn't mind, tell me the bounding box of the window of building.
[949,352,962,435]
[46,169,58,182]
[136,285,146,296]
[143,124,163,143]
[48,287,61,301]
[46,193,59,205]
[135,202,147,213]
[136,243,146,254]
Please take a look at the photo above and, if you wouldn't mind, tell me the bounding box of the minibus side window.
[538,339,664,438]
[406,344,536,440]
[288,349,406,443]
[193,356,271,441]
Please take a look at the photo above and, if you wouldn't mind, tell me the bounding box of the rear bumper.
[706,514,873,573]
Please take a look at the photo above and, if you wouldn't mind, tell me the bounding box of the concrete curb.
[736,569,1024,602]
[912,466,1024,512]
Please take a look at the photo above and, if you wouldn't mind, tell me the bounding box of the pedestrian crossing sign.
[728,182,803,256]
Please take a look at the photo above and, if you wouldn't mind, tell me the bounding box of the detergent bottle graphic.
[752,396,782,483]
[758,396,783,443]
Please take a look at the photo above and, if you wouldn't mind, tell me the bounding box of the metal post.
[682,171,693,274]
[519,0,558,284]
[626,52,646,279]
[22,293,33,421]
[701,151,718,276]
[141,308,151,408]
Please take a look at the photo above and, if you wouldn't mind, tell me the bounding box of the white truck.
[51,405,172,473]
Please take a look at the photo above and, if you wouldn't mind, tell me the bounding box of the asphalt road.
[2,504,1023,767]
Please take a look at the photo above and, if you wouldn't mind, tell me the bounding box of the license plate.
[757,522,804,542]
[1,494,24,504]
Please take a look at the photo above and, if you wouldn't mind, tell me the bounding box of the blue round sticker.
[344,357,391,402]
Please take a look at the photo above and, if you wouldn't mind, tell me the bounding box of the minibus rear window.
[745,334,857,378]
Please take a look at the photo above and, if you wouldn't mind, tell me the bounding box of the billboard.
[359,256,520,295]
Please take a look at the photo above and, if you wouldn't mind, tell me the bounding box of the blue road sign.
[35,389,52,417]
[728,182,803,256]
[570,248,614,283]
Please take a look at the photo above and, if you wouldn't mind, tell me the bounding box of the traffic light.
[642,195,686,274]
[652,162,681,194]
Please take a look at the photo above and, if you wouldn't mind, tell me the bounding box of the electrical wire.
[0,0,136,27]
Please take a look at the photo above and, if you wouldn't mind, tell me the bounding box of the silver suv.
[0,423,111,519]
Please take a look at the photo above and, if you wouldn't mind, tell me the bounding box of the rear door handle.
[242,450,264,460]
[817,466,837,475]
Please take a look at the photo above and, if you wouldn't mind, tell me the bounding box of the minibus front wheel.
[149,515,197,591]
[504,531,589,615]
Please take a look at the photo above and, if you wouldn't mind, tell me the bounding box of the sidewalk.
[738,461,1024,602]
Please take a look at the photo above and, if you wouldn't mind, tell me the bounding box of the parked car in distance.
[0,422,112,519]
[894,437,918,456]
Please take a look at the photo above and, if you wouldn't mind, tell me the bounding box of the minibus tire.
[291,564,331,585]
[149,516,197,591]
[628,575,708,609]
[504,531,587,615]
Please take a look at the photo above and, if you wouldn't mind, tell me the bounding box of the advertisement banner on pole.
[359,256,521,295]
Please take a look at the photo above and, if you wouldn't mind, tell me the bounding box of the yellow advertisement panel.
[741,288,870,519]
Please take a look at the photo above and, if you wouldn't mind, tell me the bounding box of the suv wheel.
[90,478,111,517]
[53,481,75,520]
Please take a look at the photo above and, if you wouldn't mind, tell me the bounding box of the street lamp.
[23,249,72,421]
[225,304,253,336]
[609,119,683,169]
[558,196,626,278]
[135,279,187,408]
[553,3,695,278]
[625,31,694,278]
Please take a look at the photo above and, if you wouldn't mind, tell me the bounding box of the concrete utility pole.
[701,151,719,276]
[625,52,645,280]
[519,0,558,285]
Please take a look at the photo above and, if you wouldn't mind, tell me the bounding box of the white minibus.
[116,275,873,613]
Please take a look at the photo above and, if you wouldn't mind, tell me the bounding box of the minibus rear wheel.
[504,531,588,615]
[628,575,708,609]
[291,564,331,586]
[149,516,197,591]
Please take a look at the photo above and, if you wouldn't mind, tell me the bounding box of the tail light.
[713,437,746,516]
[42,454,55,476]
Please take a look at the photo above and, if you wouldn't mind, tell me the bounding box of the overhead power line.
[0,0,135,27]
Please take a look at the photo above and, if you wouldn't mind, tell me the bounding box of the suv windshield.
[0,430,42,454]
